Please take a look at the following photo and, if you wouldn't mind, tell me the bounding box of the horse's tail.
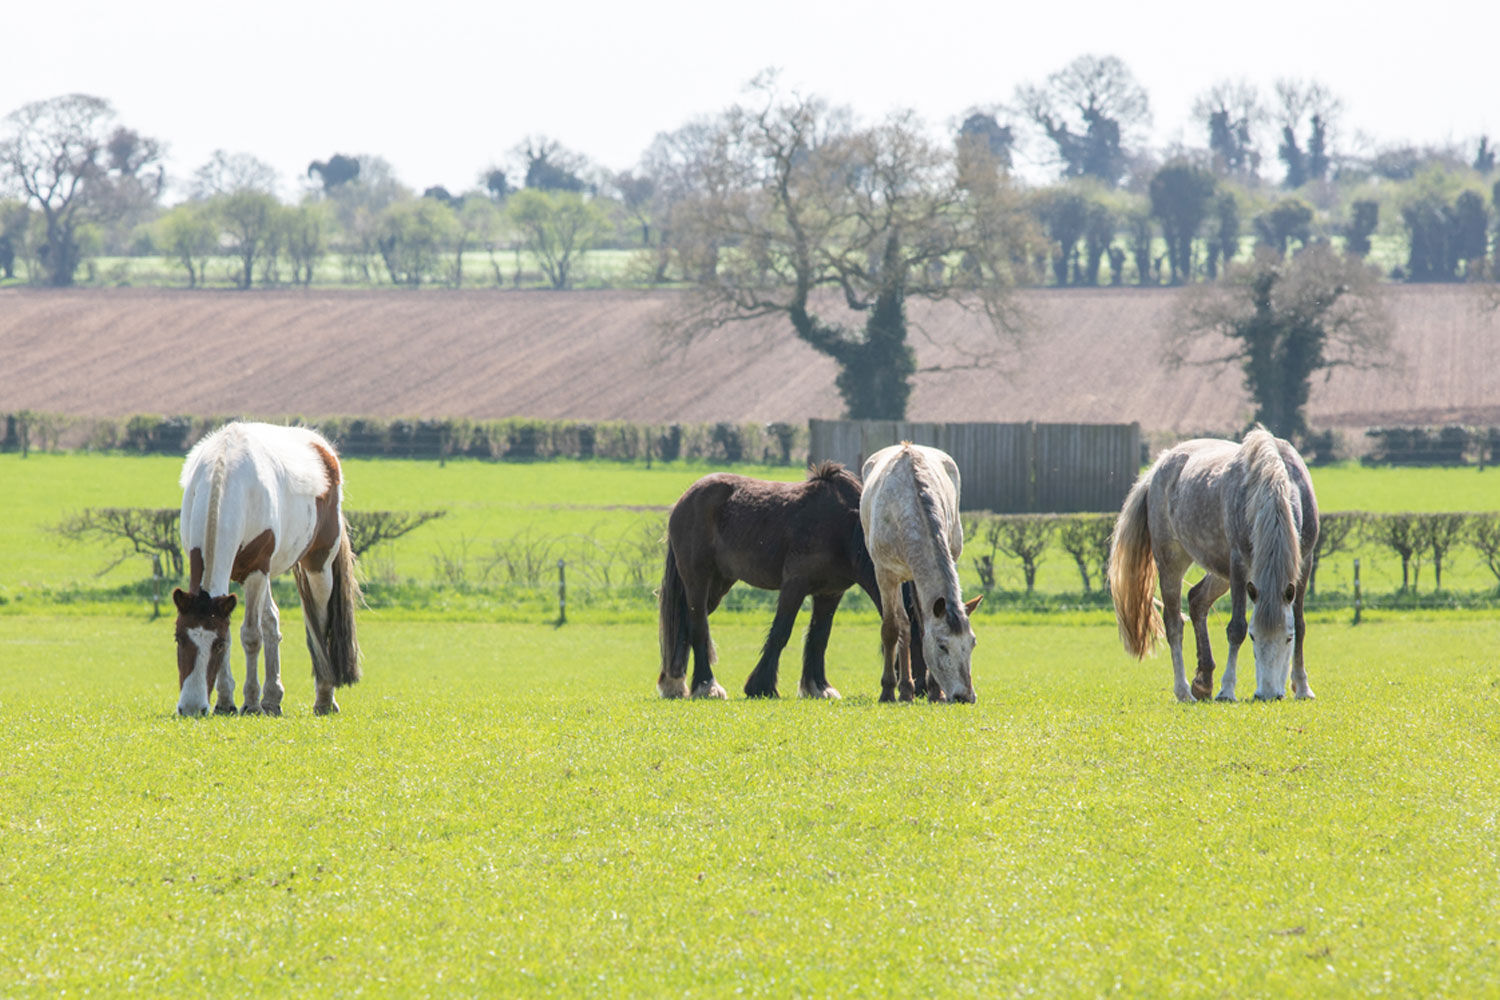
[657,541,693,698]
[324,515,363,687]
[1109,470,1164,659]
[297,517,363,689]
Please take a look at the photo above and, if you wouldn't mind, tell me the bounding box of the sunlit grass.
[1,612,1495,996]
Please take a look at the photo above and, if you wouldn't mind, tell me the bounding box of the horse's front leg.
[1187,574,1228,701]
[257,585,285,716]
[797,592,842,699]
[745,581,807,698]
[1221,561,1249,702]
[1290,581,1314,699]
[238,572,267,715]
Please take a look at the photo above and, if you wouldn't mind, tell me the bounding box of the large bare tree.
[1,94,163,286]
[1168,242,1394,439]
[666,76,1034,420]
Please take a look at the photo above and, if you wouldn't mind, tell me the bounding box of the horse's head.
[920,594,983,703]
[172,588,237,716]
[1245,578,1296,700]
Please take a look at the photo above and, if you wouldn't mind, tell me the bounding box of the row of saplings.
[166,421,1359,715]
[966,509,1500,598]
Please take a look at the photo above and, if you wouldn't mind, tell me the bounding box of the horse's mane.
[807,460,848,483]
[904,446,963,620]
[1241,427,1302,623]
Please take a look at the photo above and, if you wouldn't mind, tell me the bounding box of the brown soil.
[2,284,1495,434]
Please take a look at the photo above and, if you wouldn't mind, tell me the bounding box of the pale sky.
[4,0,1495,199]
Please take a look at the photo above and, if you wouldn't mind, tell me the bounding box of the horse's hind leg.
[876,571,913,703]
[1187,574,1229,701]
[296,562,341,715]
[688,575,729,700]
[1290,582,1314,699]
[797,592,842,699]
[1157,563,1194,703]
[744,581,807,698]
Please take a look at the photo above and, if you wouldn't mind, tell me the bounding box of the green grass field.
[3,453,1498,614]
[2,611,1496,996]
[2,452,1498,994]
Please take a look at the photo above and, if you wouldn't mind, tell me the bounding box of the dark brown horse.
[658,462,881,699]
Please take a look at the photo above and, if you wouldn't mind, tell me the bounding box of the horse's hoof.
[878,689,896,703]
[743,686,779,699]
[800,686,840,700]
[1215,693,1237,703]
[313,703,340,716]
[260,704,283,717]
[1191,679,1213,700]
[657,678,689,699]
[691,681,727,700]
[213,703,238,716]
[240,704,263,716]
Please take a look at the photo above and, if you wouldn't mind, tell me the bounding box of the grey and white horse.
[861,443,982,703]
[1108,427,1319,702]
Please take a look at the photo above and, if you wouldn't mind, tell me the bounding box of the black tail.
[294,520,363,690]
[325,518,362,686]
[657,543,691,697]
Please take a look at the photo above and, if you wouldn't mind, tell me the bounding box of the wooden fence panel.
[809,419,1139,513]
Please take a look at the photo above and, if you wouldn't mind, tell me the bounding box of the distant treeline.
[0,411,808,465]
[5,66,1500,293]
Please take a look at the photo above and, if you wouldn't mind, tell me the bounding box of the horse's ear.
[172,588,191,613]
[213,594,237,617]
[932,596,947,620]
[964,594,983,616]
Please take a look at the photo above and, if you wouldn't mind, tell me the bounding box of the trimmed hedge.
[1,412,809,465]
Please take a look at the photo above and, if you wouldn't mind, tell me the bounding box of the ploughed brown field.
[2,284,1497,434]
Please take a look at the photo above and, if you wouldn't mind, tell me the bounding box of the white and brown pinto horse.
[174,422,361,716]
[1109,427,1319,702]
[861,443,982,703]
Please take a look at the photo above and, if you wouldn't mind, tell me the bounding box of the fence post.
[1352,557,1362,626]
[151,553,163,620]
[556,558,567,627]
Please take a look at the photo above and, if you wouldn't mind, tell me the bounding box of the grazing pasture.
[1,611,1496,996]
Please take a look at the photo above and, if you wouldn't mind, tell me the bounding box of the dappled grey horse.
[1108,427,1319,702]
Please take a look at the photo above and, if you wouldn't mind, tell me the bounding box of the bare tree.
[1414,513,1469,592]
[1,94,163,286]
[1367,513,1420,592]
[1016,55,1151,185]
[55,508,184,576]
[1057,514,1113,593]
[1169,243,1394,439]
[993,515,1057,594]
[344,509,447,558]
[1468,514,1500,590]
[1273,79,1342,188]
[665,73,1035,419]
[1309,511,1363,596]
[1194,79,1264,178]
